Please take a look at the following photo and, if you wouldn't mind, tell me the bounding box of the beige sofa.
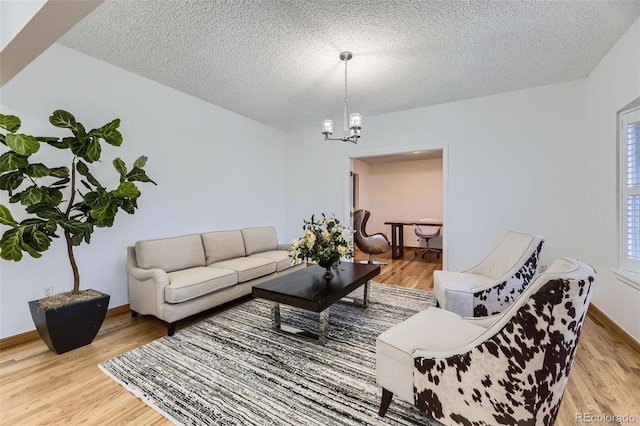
[127,226,303,335]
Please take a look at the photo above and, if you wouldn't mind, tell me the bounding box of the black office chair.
[414,217,441,259]
[353,209,391,264]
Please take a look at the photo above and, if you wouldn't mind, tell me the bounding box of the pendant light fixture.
[321,51,362,144]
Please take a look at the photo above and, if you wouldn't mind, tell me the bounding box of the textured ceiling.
[58,0,640,132]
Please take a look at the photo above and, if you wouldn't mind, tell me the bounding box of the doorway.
[349,148,446,265]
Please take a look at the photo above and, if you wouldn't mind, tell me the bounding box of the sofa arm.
[126,246,170,317]
[127,261,166,282]
[277,242,292,251]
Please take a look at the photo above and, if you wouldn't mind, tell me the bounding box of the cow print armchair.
[376,257,596,426]
[434,231,544,317]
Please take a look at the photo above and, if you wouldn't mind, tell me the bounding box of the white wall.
[285,80,587,276]
[353,158,443,248]
[584,17,640,341]
[0,44,287,338]
[3,20,638,345]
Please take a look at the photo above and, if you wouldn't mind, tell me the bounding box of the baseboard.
[4,302,637,354]
[588,303,640,354]
[0,303,130,350]
[105,303,131,318]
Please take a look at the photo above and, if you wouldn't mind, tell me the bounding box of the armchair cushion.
[469,232,537,279]
[377,308,486,402]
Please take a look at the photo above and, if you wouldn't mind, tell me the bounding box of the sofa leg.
[168,322,176,336]
[379,388,393,416]
[131,310,138,318]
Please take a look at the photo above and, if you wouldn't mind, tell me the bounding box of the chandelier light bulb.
[349,113,362,130]
[322,119,334,136]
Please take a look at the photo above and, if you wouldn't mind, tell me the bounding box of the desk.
[383,220,443,259]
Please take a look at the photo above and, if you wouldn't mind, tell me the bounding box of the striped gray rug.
[99,282,442,425]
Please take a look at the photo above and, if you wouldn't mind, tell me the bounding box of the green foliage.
[0,110,156,293]
[0,114,21,133]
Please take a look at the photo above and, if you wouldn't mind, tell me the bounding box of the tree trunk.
[65,230,80,295]
[65,160,80,295]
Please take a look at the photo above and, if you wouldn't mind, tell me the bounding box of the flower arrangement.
[290,214,353,269]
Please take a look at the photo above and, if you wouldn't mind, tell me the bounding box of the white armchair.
[434,231,544,317]
[376,257,596,425]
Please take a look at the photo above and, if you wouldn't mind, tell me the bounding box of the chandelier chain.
[343,55,349,135]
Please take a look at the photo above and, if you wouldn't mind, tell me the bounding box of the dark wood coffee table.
[252,262,380,344]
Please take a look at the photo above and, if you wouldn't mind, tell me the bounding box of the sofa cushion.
[165,267,238,304]
[135,234,205,273]
[210,257,276,283]
[249,250,293,272]
[241,226,278,255]
[201,230,246,264]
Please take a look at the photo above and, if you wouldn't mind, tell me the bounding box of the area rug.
[99,282,442,425]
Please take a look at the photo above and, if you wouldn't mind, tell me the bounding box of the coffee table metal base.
[270,280,370,345]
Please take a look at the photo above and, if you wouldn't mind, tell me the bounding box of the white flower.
[293,214,354,264]
[306,233,316,248]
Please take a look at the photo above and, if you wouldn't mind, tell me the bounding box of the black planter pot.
[28,290,110,354]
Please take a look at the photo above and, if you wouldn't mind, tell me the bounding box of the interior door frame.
[351,171,359,229]
[345,144,449,270]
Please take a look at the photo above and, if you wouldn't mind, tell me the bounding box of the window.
[620,107,640,273]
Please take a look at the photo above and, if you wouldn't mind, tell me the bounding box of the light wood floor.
[1,248,638,425]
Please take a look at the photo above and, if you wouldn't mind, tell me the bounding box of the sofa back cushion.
[241,226,278,255]
[135,234,205,272]
[201,230,246,264]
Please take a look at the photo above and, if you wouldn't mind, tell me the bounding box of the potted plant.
[0,110,156,354]
[290,213,353,279]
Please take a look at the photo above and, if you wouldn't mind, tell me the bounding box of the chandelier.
[321,51,362,144]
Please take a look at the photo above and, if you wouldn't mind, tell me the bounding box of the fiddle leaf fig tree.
[0,110,156,295]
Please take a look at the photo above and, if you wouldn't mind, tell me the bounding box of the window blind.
[622,108,640,271]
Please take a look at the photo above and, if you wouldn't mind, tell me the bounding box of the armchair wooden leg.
[379,388,393,416]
